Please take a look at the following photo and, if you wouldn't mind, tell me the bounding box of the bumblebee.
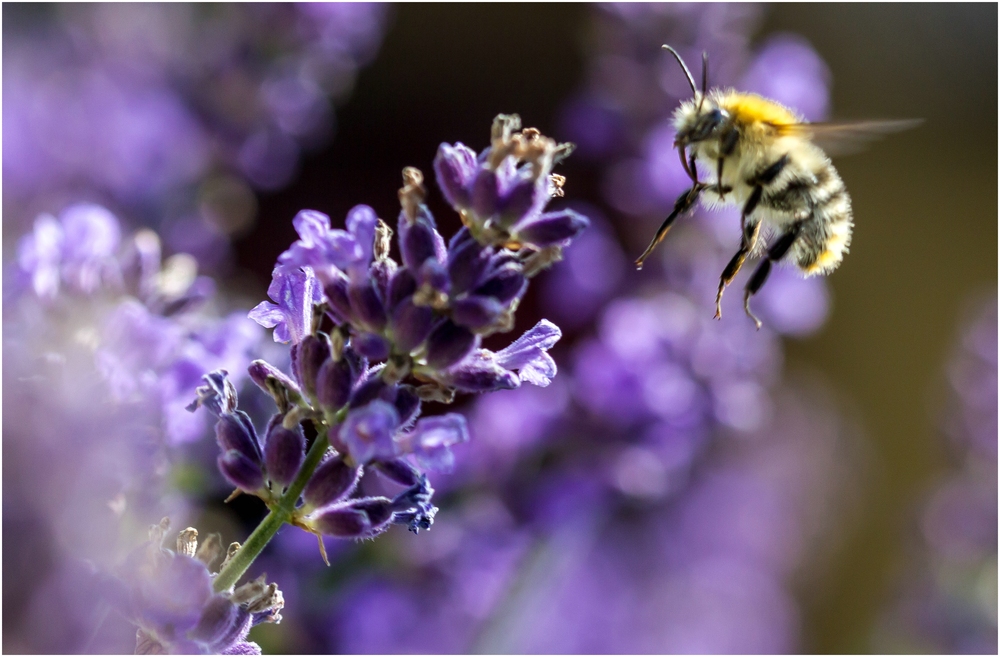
[636,45,918,329]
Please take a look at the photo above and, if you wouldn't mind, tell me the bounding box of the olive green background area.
[243,3,997,653]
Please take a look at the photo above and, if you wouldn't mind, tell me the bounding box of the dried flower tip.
[177,527,199,558]
[399,167,426,222]
[149,517,171,546]
[550,174,567,198]
[374,218,393,261]
[330,326,347,362]
[135,628,163,655]
[415,383,456,404]
[491,113,522,146]
[521,245,564,278]
[220,542,241,572]
[196,533,223,568]
[381,354,412,385]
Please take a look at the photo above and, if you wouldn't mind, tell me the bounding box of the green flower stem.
[213,427,332,593]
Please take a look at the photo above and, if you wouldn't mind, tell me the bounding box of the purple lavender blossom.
[188,116,587,551]
[4,205,262,651]
[3,3,390,249]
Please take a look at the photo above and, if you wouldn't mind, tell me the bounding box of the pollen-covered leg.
[743,223,802,330]
[635,183,704,270]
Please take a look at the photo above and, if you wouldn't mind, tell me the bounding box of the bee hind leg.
[715,218,761,319]
[742,222,802,330]
[715,186,763,319]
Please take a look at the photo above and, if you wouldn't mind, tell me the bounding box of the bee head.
[673,100,728,146]
[661,45,727,147]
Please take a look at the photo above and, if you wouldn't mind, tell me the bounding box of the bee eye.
[690,109,724,141]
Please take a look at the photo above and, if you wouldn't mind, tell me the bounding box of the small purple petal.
[339,400,400,464]
[397,413,470,473]
[250,267,321,344]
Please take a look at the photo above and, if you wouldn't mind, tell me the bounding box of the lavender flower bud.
[263,420,305,487]
[310,497,394,539]
[348,279,387,331]
[292,333,331,398]
[353,332,390,362]
[513,208,590,247]
[434,350,519,393]
[215,413,262,464]
[398,205,444,271]
[433,142,478,208]
[189,595,250,654]
[386,268,417,309]
[475,263,526,305]
[248,359,304,412]
[451,296,505,330]
[373,458,422,487]
[303,456,362,508]
[316,358,355,412]
[393,385,421,428]
[218,450,265,492]
[497,176,545,229]
[425,320,479,370]
[446,236,491,295]
[471,168,500,220]
[389,295,435,353]
[322,270,354,325]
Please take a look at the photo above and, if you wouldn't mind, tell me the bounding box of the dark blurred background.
[234,4,997,652]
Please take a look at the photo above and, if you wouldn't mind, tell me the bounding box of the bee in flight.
[636,45,919,329]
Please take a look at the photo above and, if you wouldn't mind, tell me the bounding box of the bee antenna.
[698,51,709,112]
[662,45,697,97]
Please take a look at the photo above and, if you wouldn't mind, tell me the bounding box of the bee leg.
[635,183,705,270]
[714,218,761,319]
[743,223,802,330]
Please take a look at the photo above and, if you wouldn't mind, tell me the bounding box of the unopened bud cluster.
[189,115,588,544]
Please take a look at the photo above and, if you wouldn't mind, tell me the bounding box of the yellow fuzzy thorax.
[716,91,800,130]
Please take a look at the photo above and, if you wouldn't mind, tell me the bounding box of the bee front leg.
[743,222,803,330]
[635,183,705,270]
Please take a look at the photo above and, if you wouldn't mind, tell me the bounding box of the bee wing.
[779,119,922,156]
